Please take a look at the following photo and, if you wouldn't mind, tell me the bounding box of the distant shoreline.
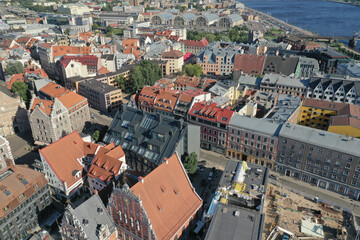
[323,0,360,7]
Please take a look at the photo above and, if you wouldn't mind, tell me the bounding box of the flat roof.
[205,204,264,240]
[78,79,119,94]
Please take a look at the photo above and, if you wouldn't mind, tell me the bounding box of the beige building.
[57,3,91,15]
[161,50,184,74]
[29,82,90,145]
[0,86,30,136]
[0,135,13,170]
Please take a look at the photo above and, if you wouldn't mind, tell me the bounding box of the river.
[244,0,360,50]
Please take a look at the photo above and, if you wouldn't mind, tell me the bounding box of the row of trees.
[115,61,162,94]
[187,25,250,43]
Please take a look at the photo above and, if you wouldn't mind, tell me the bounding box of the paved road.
[200,149,360,215]
[89,108,113,126]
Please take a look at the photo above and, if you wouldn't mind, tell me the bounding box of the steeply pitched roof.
[6,73,25,90]
[88,143,125,182]
[40,131,98,188]
[162,50,184,59]
[153,90,179,112]
[130,154,202,240]
[263,56,299,76]
[30,98,54,116]
[52,46,92,60]
[57,91,87,109]
[189,102,234,125]
[69,194,116,240]
[182,38,208,48]
[40,82,71,99]
[234,54,266,75]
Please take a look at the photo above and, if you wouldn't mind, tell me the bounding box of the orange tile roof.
[153,90,179,112]
[40,82,71,98]
[175,75,201,88]
[88,144,125,182]
[98,66,110,74]
[57,91,87,109]
[52,46,92,60]
[123,47,141,59]
[78,32,93,43]
[162,50,184,59]
[122,38,139,48]
[30,98,54,116]
[0,164,48,219]
[40,131,99,188]
[131,154,202,240]
[6,73,25,90]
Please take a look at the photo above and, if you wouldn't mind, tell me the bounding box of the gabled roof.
[189,102,234,124]
[98,67,110,74]
[263,56,299,76]
[52,46,92,60]
[40,131,98,188]
[67,194,116,240]
[88,143,125,182]
[153,90,179,112]
[6,73,25,90]
[234,54,266,75]
[162,50,184,59]
[182,38,208,48]
[30,98,54,116]
[130,154,202,240]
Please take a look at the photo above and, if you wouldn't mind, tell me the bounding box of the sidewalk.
[271,171,360,215]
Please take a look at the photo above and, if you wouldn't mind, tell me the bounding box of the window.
[345,164,351,169]
[283,139,287,144]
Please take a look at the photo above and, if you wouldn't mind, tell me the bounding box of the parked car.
[269,174,279,180]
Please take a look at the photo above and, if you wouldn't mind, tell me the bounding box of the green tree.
[126,61,162,94]
[11,81,29,106]
[92,23,99,31]
[184,64,202,77]
[5,61,24,75]
[102,3,113,11]
[115,75,126,91]
[182,152,198,175]
[92,130,100,142]
[64,28,71,35]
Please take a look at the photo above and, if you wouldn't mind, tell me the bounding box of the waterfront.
[245,0,360,50]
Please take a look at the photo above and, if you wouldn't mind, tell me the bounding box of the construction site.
[263,183,357,240]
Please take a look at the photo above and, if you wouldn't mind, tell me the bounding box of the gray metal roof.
[229,114,282,136]
[182,13,196,21]
[71,194,116,240]
[262,73,309,89]
[200,13,219,22]
[224,14,243,23]
[157,12,174,21]
[279,123,360,157]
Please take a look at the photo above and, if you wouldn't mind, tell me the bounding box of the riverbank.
[324,0,360,7]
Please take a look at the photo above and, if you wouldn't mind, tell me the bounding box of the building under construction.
[204,160,269,240]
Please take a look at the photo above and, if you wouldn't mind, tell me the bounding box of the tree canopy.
[184,64,203,77]
[187,26,249,43]
[92,130,100,142]
[6,61,24,75]
[125,61,162,94]
[182,152,198,175]
[11,81,29,107]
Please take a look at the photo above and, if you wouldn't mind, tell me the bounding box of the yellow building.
[298,98,343,130]
[298,98,360,137]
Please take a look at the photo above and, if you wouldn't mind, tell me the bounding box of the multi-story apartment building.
[188,102,234,154]
[29,98,72,144]
[38,131,99,199]
[275,123,360,199]
[297,56,320,78]
[314,49,350,74]
[263,56,300,76]
[233,54,266,76]
[197,42,244,76]
[0,161,52,240]
[227,115,281,169]
[161,50,184,74]
[60,194,117,240]
[107,153,202,240]
[78,79,122,113]
[103,105,200,173]
[180,38,208,55]
[0,135,13,171]
[260,73,309,97]
[306,76,360,105]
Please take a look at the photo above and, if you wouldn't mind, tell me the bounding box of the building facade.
[0,161,52,240]
[0,135,13,170]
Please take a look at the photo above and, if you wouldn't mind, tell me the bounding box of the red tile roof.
[181,38,208,48]
[40,131,98,188]
[98,66,110,74]
[60,55,98,68]
[175,75,201,88]
[57,91,87,109]
[188,102,234,124]
[130,154,202,240]
[88,143,125,182]
[153,90,180,112]
[302,98,348,111]
[52,46,92,60]
[233,54,266,75]
[6,74,25,90]
[122,39,139,48]
[30,98,54,116]
[40,82,71,98]
[162,50,184,59]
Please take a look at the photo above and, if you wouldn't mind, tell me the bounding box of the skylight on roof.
[140,115,155,129]
[221,117,228,121]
